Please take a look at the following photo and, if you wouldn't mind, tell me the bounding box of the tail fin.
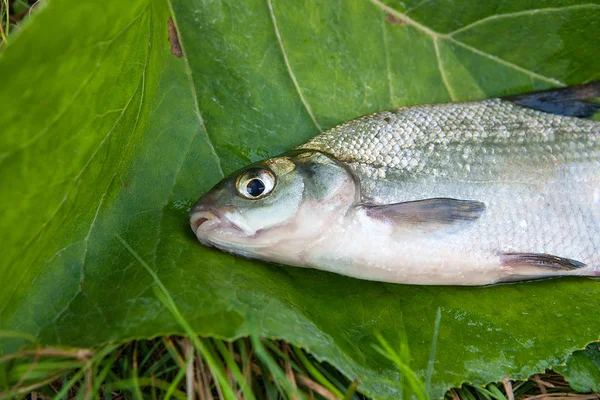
[503,81,600,118]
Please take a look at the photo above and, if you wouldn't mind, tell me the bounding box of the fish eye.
[236,168,276,200]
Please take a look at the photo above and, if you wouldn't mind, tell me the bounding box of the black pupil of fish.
[246,179,265,197]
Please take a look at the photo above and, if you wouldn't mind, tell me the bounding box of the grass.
[1,337,599,399]
[0,336,363,399]
[0,0,8,44]
[0,0,40,46]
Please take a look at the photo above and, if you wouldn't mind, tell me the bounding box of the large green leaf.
[1,0,599,397]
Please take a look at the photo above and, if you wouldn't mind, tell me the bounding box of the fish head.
[190,150,358,262]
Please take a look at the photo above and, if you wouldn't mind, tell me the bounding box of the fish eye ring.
[236,168,276,200]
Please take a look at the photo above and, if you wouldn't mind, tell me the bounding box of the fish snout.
[190,192,224,238]
[190,209,219,234]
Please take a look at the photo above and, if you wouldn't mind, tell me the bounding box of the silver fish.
[190,83,600,285]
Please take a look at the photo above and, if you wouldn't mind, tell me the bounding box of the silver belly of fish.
[190,83,600,285]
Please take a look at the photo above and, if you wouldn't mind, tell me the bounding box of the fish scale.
[299,99,598,178]
[298,98,600,274]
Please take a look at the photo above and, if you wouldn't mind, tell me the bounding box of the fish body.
[191,83,600,285]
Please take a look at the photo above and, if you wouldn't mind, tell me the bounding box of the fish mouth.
[190,206,243,246]
[190,209,226,248]
[190,206,272,253]
[190,210,220,234]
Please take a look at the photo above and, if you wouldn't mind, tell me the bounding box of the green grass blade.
[0,330,39,344]
[116,234,237,400]
[9,361,83,384]
[50,344,117,400]
[248,315,305,400]
[293,347,344,399]
[342,377,360,400]
[485,383,508,400]
[109,377,187,400]
[130,342,143,400]
[162,337,185,369]
[139,340,163,372]
[1,0,8,41]
[164,355,188,400]
[373,333,428,400]
[92,344,124,396]
[426,308,442,393]
[214,339,256,400]
[457,387,478,400]
[471,385,493,400]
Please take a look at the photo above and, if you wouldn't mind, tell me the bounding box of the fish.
[190,82,600,285]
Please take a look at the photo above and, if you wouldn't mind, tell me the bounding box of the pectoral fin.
[503,81,600,118]
[361,198,485,230]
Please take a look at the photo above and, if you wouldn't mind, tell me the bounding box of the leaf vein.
[0,6,150,165]
[49,172,117,329]
[166,0,224,177]
[266,0,322,132]
[433,37,456,100]
[447,37,564,86]
[0,67,146,319]
[448,4,600,36]
[369,0,439,38]
[369,0,565,87]
[38,6,156,329]
[379,13,394,105]
[152,131,198,267]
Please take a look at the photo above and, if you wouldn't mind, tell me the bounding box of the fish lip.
[190,204,244,245]
[190,210,220,235]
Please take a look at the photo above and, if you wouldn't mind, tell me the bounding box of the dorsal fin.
[503,81,600,118]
